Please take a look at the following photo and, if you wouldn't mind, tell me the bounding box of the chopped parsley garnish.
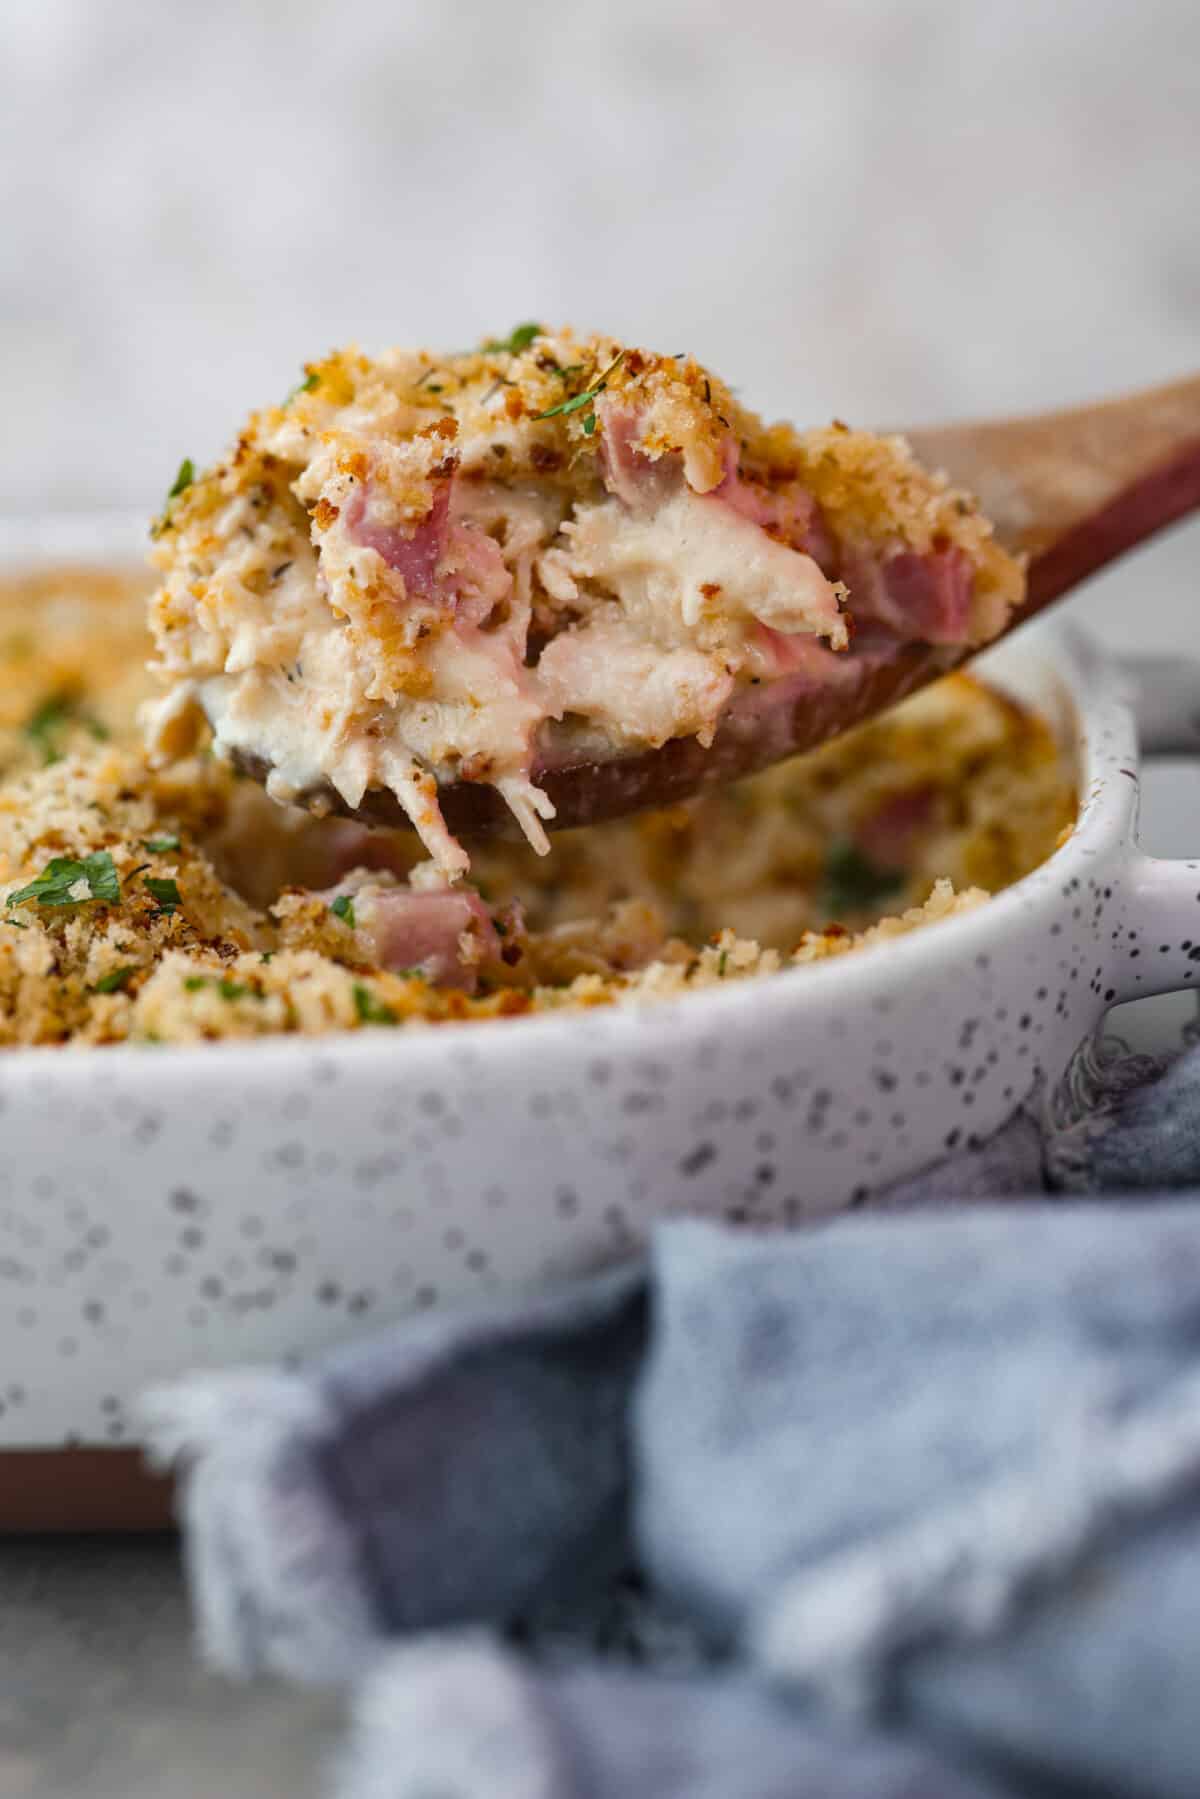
[166,458,195,502]
[184,974,250,1000]
[534,350,626,426]
[329,894,356,929]
[8,851,121,911]
[285,370,319,404]
[823,842,905,916]
[482,322,542,355]
[353,982,398,1026]
[151,458,198,537]
[93,965,137,995]
[717,950,729,977]
[143,875,181,915]
[141,833,180,854]
[25,693,109,765]
[25,694,74,764]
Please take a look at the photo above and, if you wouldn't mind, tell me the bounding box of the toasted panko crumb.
[0,565,1073,1048]
[149,327,1022,699]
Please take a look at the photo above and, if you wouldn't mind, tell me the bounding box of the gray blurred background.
[0,0,1196,655]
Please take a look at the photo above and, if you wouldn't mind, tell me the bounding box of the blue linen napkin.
[144,1033,1200,1798]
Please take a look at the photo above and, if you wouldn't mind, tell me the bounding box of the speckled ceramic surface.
[1,523,1198,1451]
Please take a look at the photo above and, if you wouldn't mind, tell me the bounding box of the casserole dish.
[0,517,1196,1525]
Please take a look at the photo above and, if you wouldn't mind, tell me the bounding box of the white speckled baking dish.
[1,517,1198,1472]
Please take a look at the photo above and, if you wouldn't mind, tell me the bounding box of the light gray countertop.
[0,1538,341,1799]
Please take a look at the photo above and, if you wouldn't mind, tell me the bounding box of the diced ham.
[344,478,512,626]
[601,407,837,568]
[355,885,500,992]
[440,521,512,625]
[345,480,451,599]
[598,405,679,508]
[841,545,974,646]
[855,784,939,869]
[711,439,838,573]
[881,548,973,645]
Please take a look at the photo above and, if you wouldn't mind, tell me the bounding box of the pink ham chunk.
[710,440,838,573]
[598,406,678,508]
[855,784,939,869]
[839,545,974,646]
[348,886,500,992]
[345,480,451,599]
[601,408,836,567]
[344,479,511,625]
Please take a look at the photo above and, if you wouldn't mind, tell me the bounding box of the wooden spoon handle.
[905,372,1200,614]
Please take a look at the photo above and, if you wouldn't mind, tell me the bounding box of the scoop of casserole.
[146,327,1023,876]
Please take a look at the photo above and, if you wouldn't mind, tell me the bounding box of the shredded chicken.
[147,328,1024,874]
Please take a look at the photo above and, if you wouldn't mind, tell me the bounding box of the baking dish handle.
[1109,655,1200,1003]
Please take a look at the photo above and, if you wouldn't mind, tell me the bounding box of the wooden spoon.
[239,372,1200,838]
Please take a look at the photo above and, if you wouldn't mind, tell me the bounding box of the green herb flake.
[151,457,198,538]
[24,693,109,765]
[717,950,729,977]
[25,694,72,765]
[166,458,195,503]
[143,875,182,915]
[353,982,398,1027]
[8,851,121,911]
[823,842,905,917]
[141,833,181,854]
[533,350,626,425]
[330,894,356,930]
[93,965,137,995]
[183,973,250,1000]
[481,322,542,355]
[285,370,320,404]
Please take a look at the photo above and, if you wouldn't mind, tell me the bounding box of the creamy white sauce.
[153,474,845,877]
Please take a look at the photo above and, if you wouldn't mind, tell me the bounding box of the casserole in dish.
[0,516,1196,1517]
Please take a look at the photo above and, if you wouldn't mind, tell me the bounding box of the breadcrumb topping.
[0,565,1071,1048]
[146,328,1025,875]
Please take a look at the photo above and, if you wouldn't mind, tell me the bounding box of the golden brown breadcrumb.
[0,565,1072,1048]
[145,327,1026,878]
